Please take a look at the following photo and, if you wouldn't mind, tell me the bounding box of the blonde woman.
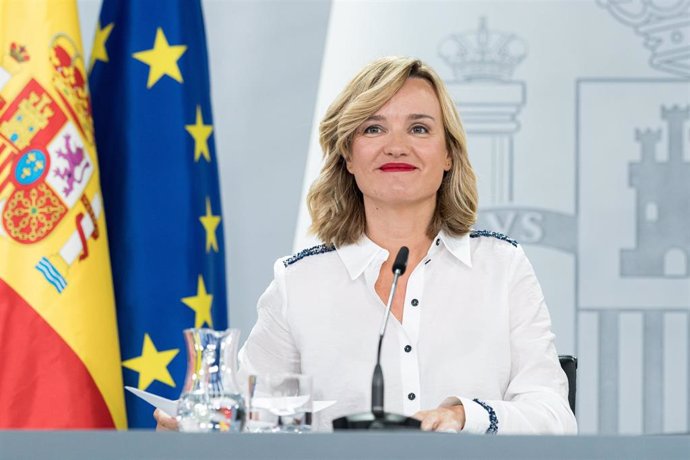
[156,57,576,434]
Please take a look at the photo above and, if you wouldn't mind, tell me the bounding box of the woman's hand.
[413,400,465,432]
[154,409,179,431]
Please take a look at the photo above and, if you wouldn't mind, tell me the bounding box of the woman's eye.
[363,125,382,134]
[411,125,429,134]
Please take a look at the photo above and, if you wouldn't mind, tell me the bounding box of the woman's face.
[347,77,451,211]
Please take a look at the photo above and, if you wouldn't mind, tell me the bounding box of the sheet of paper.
[125,386,336,415]
[312,400,336,412]
[125,386,178,416]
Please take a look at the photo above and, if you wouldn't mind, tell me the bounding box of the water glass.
[245,373,312,433]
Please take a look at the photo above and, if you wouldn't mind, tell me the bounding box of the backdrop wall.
[79,0,690,435]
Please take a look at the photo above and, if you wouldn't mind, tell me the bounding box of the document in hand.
[125,386,336,416]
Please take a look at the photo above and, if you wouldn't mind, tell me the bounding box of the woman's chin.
[367,193,436,210]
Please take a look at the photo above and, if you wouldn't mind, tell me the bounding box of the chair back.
[559,355,577,413]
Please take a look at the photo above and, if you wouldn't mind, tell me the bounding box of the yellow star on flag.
[200,197,221,253]
[181,275,214,328]
[122,334,179,390]
[132,27,187,89]
[89,21,114,70]
[185,105,213,162]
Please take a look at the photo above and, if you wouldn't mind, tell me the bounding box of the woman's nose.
[383,130,409,157]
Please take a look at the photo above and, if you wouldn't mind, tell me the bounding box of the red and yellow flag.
[0,0,126,428]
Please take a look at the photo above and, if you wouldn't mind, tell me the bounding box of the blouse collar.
[336,229,472,281]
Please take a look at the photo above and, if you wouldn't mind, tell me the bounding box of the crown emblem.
[9,42,30,63]
[439,17,527,81]
[598,0,690,78]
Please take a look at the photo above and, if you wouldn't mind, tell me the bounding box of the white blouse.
[238,230,577,434]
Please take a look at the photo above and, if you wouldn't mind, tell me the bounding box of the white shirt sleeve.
[238,260,301,378]
[458,245,577,435]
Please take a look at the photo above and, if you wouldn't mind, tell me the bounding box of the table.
[1,431,688,459]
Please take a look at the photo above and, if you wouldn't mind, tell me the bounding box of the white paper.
[251,395,310,413]
[312,400,336,413]
[125,386,336,415]
[125,386,178,416]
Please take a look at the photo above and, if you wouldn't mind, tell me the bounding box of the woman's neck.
[364,199,435,263]
[365,199,436,324]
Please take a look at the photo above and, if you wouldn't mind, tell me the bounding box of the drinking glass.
[245,373,312,433]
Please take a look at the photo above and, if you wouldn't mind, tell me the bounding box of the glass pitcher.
[177,328,245,432]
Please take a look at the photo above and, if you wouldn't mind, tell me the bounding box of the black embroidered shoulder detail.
[470,230,518,247]
[283,244,336,267]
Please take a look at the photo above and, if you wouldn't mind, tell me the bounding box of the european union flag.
[89,0,228,428]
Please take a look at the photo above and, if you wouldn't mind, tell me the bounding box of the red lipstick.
[379,162,416,172]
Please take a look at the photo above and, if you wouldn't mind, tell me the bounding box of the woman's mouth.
[379,163,416,172]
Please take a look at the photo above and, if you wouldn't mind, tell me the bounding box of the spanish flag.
[0,0,126,428]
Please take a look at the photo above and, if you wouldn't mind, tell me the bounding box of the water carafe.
[177,328,245,432]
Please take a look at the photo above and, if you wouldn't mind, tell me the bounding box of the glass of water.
[245,373,312,433]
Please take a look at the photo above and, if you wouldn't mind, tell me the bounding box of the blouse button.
[404,345,412,353]
[408,392,416,401]
[435,238,440,246]
[411,299,419,307]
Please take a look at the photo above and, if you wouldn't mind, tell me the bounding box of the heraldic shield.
[0,0,126,429]
[1,36,94,247]
[0,33,103,296]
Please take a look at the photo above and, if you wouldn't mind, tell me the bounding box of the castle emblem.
[620,105,690,277]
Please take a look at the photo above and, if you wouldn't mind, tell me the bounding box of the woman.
[157,57,577,434]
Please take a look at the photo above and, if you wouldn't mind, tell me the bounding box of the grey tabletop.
[1,431,689,460]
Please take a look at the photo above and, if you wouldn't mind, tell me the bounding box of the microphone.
[333,246,421,430]
[372,246,408,415]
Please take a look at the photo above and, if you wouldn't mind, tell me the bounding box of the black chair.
[559,355,577,413]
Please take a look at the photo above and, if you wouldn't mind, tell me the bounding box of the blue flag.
[89,0,228,428]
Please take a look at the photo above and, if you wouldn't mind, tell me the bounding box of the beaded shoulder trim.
[469,230,518,247]
[283,244,336,267]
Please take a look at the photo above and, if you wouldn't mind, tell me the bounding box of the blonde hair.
[307,56,477,246]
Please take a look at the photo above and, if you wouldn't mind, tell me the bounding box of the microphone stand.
[333,247,421,430]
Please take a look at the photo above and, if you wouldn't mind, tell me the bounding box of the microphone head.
[392,246,409,275]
